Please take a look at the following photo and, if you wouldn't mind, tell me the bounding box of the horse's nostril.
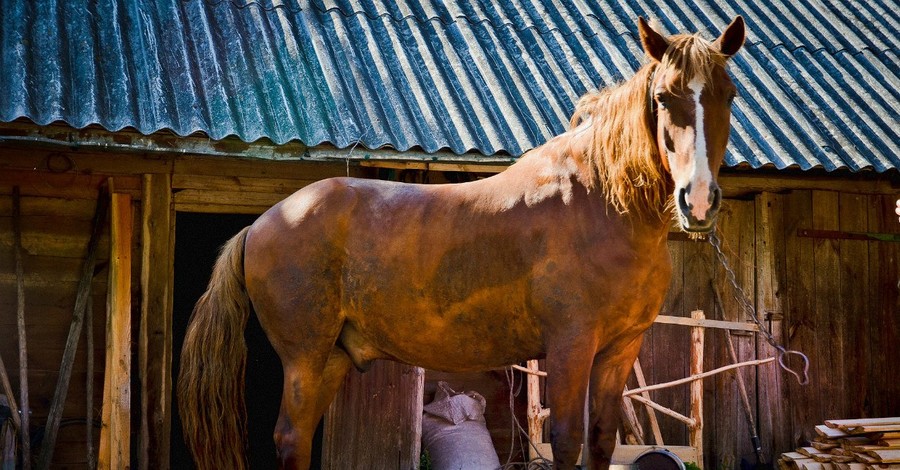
[678,187,691,212]
[710,186,722,210]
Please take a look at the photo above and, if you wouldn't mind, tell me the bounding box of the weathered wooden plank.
[646,235,689,444]
[709,199,756,468]
[827,419,900,429]
[98,191,132,470]
[0,195,97,219]
[173,189,288,209]
[139,174,173,470]
[839,194,871,418]
[867,195,900,420]
[782,190,816,446]
[653,315,759,332]
[173,155,360,180]
[0,148,171,177]
[717,172,898,197]
[173,203,271,215]
[323,361,423,470]
[0,163,141,199]
[0,216,111,258]
[172,174,318,195]
[811,190,842,427]
[756,192,791,461]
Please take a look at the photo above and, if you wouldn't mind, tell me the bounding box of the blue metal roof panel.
[0,0,897,172]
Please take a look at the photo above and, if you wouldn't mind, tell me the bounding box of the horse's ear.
[713,16,745,58]
[638,17,669,62]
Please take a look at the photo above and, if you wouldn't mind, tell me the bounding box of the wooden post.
[139,174,174,470]
[322,362,423,469]
[690,310,705,469]
[12,187,31,469]
[36,188,109,470]
[526,360,550,460]
[98,188,133,470]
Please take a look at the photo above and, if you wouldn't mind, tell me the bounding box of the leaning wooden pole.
[85,293,95,470]
[36,187,109,470]
[13,187,32,469]
[0,354,21,431]
[725,331,765,464]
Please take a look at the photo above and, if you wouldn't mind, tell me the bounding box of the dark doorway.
[171,212,323,469]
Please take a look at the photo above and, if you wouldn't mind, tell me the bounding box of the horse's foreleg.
[585,334,645,470]
[544,341,597,470]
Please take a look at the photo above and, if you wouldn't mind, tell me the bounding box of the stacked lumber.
[777,418,900,470]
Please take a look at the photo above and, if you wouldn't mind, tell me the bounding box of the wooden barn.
[0,0,897,469]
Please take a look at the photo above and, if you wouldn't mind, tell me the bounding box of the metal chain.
[708,230,810,385]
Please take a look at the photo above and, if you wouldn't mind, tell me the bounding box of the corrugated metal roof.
[0,0,897,172]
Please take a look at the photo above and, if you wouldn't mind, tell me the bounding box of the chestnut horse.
[178,16,745,470]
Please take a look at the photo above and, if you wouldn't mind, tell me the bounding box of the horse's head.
[638,17,745,232]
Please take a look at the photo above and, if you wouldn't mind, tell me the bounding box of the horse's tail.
[177,226,252,470]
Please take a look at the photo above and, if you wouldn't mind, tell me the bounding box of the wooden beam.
[139,174,173,470]
[719,172,898,197]
[98,189,133,470]
[358,160,510,174]
[654,314,759,332]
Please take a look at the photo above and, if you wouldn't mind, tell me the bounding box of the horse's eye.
[655,93,669,109]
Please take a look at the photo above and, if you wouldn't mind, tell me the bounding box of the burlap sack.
[422,382,500,470]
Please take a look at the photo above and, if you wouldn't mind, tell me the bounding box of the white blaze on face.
[685,76,713,221]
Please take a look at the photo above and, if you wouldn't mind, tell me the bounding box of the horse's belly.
[344,293,545,372]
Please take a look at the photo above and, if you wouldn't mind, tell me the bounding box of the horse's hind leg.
[274,348,351,470]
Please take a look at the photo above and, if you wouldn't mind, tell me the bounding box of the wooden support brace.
[0,355,21,431]
[98,188,133,470]
[632,358,664,445]
[622,357,775,397]
[626,394,695,427]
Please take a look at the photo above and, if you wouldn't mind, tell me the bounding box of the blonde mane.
[567,33,725,219]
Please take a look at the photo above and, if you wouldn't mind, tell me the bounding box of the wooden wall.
[0,175,119,468]
[3,140,899,469]
[633,190,900,469]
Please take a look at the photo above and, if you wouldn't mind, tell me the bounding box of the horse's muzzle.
[677,184,721,232]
